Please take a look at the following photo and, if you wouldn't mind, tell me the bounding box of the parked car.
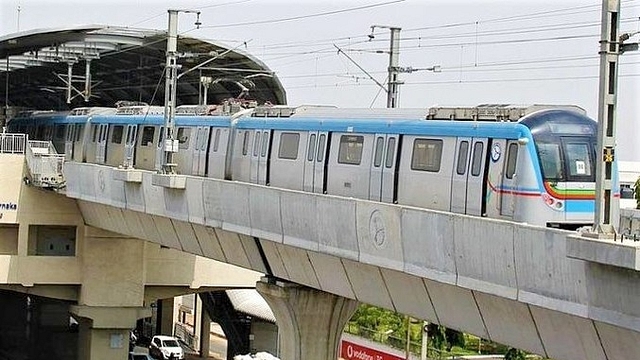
[149,335,184,360]
[129,353,154,360]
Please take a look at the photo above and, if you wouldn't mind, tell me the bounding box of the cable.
[198,0,405,29]
[126,0,255,27]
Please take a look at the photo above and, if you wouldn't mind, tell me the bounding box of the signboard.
[0,155,24,224]
[340,340,404,360]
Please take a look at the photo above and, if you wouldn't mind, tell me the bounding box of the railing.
[25,140,65,189]
[0,133,26,154]
[174,322,198,351]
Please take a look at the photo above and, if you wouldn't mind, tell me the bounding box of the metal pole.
[67,63,73,104]
[593,0,620,235]
[386,27,401,108]
[163,9,179,174]
[84,59,91,102]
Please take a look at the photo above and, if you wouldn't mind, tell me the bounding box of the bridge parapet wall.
[64,162,640,360]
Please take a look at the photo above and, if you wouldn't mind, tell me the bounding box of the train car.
[231,105,605,229]
[7,103,612,229]
[7,110,69,148]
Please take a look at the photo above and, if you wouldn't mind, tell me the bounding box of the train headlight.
[542,193,563,211]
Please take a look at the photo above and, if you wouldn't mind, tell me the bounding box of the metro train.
[7,103,617,230]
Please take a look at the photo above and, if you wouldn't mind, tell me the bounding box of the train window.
[505,143,518,179]
[411,139,442,172]
[374,137,384,167]
[75,125,83,142]
[456,141,469,175]
[253,131,261,156]
[177,128,190,149]
[213,129,221,152]
[338,135,364,165]
[385,138,396,168]
[261,132,269,157]
[140,127,154,146]
[471,142,484,176]
[307,134,317,161]
[317,134,326,162]
[537,142,562,180]
[278,132,300,160]
[565,143,592,177]
[111,125,124,144]
[242,131,249,156]
[54,125,65,140]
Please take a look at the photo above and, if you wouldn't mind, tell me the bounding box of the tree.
[504,348,526,360]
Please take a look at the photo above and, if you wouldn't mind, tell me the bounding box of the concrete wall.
[64,162,640,360]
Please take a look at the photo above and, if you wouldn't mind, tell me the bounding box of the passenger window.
[456,141,469,175]
[54,125,65,140]
[317,134,326,162]
[177,127,190,149]
[75,125,83,142]
[213,129,221,152]
[385,137,396,168]
[140,127,155,146]
[411,139,443,172]
[338,135,364,165]
[374,137,384,167]
[111,125,124,144]
[253,131,261,156]
[505,143,518,179]
[261,132,269,157]
[242,131,249,156]
[278,132,300,160]
[471,142,484,176]
[307,134,316,161]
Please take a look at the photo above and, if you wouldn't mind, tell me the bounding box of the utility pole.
[593,0,621,235]
[162,9,200,174]
[387,26,401,109]
[370,25,403,108]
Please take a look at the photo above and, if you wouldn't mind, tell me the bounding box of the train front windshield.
[522,110,597,183]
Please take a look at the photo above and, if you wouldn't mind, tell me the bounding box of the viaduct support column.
[72,227,150,360]
[256,277,359,360]
[199,302,212,358]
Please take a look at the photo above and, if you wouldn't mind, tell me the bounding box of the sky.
[1,0,639,160]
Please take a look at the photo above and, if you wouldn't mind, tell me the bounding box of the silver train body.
[8,104,617,229]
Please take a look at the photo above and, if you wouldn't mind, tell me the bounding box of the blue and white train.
[8,103,616,230]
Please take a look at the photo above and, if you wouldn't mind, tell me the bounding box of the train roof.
[251,104,586,121]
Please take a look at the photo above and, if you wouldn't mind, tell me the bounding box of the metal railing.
[0,133,26,154]
[25,140,66,189]
[174,322,198,351]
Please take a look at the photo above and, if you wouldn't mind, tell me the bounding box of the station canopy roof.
[0,25,287,111]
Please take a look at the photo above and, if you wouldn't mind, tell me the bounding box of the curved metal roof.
[0,25,287,111]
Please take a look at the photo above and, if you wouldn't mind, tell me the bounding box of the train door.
[369,134,399,202]
[500,140,520,218]
[73,124,85,162]
[466,138,488,216]
[450,138,472,213]
[96,124,109,164]
[249,130,261,184]
[303,131,328,193]
[123,125,137,168]
[192,126,210,176]
[65,124,76,160]
[451,138,488,215]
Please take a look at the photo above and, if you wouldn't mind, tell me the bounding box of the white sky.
[1,0,639,160]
